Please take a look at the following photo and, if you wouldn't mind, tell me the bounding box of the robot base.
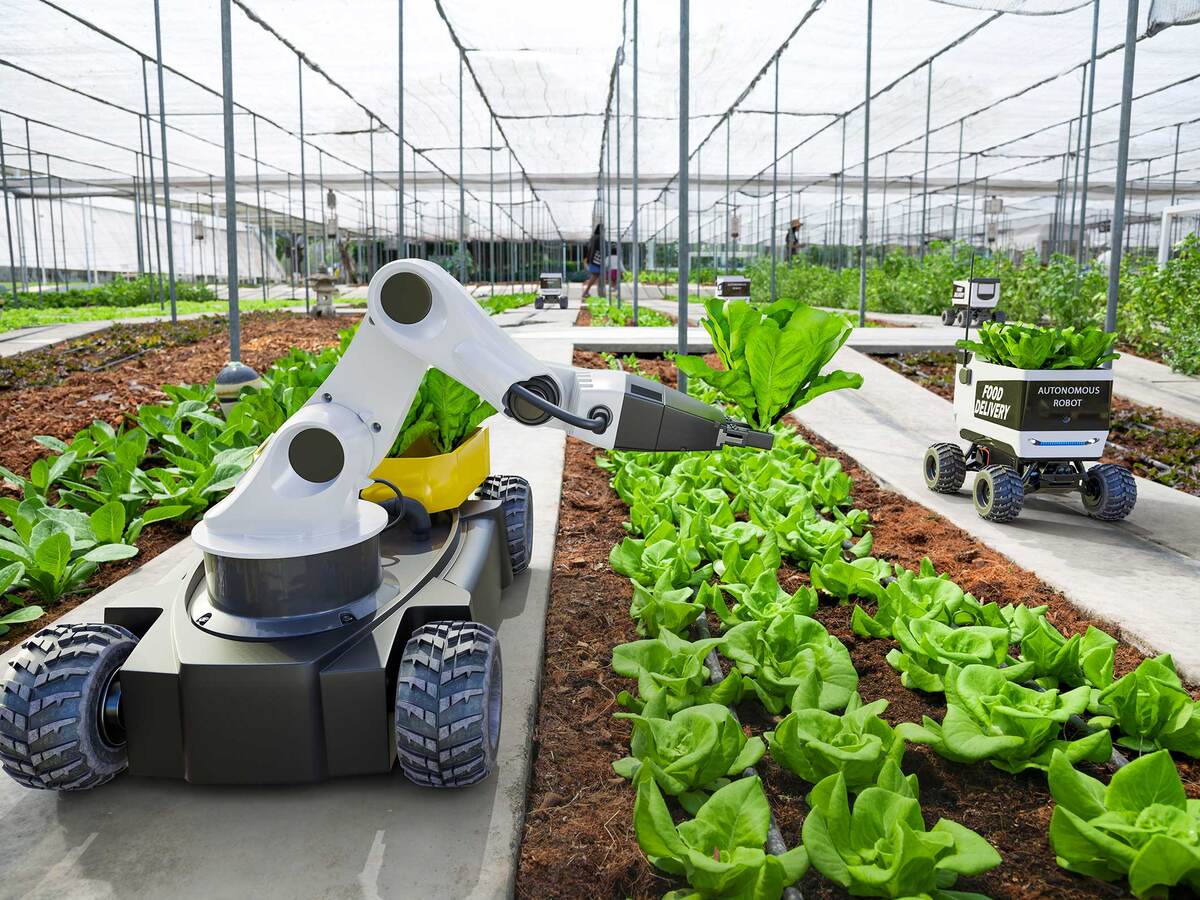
[940,306,1006,327]
[0,488,528,789]
[923,439,1137,524]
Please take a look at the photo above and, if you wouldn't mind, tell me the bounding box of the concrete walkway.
[0,338,571,900]
[791,348,1200,681]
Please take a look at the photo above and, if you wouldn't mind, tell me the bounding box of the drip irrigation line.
[691,615,803,900]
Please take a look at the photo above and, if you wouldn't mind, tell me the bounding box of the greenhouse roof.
[0,0,1198,243]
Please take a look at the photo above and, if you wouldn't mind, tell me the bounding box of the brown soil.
[574,305,592,327]
[0,311,357,653]
[516,348,1196,900]
[873,350,1200,497]
[0,311,359,476]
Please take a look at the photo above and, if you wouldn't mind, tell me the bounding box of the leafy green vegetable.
[1089,654,1200,757]
[802,762,1001,898]
[629,575,714,638]
[611,629,744,717]
[614,703,765,801]
[710,569,818,628]
[899,664,1113,774]
[1048,748,1200,897]
[610,521,713,590]
[809,551,891,603]
[955,321,1119,370]
[0,562,43,635]
[391,368,494,456]
[1019,617,1117,692]
[886,617,1032,693]
[766,694,907,793]
[675,298,863,429]
[721,614,858,714]
[634,773,808,900]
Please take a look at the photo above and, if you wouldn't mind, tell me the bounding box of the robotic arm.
[193,260,771,560]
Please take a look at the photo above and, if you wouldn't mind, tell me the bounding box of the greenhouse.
[0,1,1198,898]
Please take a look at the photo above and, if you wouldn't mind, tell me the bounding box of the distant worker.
[607,246,622,291]
[785,218,802,262]
[582,223,604,299]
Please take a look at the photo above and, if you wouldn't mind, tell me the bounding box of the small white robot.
[941,278,1006,327]
[534,272,568,309]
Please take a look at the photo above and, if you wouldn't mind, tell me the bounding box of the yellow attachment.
[362,427,490,513]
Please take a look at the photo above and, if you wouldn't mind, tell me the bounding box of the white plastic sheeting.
[0,0,1196,264]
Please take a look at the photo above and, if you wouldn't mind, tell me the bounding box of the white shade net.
[0,0,1197,268]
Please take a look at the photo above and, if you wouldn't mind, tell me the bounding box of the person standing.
[607,246,622,292]
[785,218,802,263]
[582,223,604,298]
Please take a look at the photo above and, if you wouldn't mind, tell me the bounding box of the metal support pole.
[1077,0,1100,265]
[616,52,622,305]
[920,60,932,261]
[858,0,873,328]
[1068,67,1085,259]
[770,57,780,302]
[0,115,16,299]
[951,118,962,255]
[398,0,405,260]
[210,175,218,282]
[45,157,59,290]
[1141,159,1151,255]
[152,0,177,320]
[298,56,310,311]
[489,119,495,293]
[837,117,846,269]
[725,118,731,274]
[458,50,466,284]
[369,120,378,278]
[1106,0,1139,336]
[25,120,42,295]
[220,0,242,361]
[882,151,889,248]
[251,116,267,296]
[318,150,326,272]
[632,0,640,324]
[676,0,689,392]
[138,94,162,307]
[1169,122,1180,206]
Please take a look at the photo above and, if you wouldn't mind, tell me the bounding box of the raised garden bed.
[873,350,1200,497]
[515,349,1200,900]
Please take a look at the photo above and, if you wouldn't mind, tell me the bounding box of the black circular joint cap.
[508,376,560,426]
[288,427,345,483]
[380,272,432,324]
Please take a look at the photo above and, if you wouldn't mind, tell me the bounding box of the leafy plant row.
[586,294,673,327]
[3,275,216,310]
[745,234,1200,375]
[0,322,494,635]
[594,298,1199,898]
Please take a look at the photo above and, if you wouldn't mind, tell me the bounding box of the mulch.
[872,350,1200,497]
[515,349,1195,900]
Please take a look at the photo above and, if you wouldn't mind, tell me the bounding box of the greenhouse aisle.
[0,338,571,900]
[791,347,1200,681]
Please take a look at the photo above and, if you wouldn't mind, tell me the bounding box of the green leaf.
[89,502,127,545]
[32,529,71,581]
[82,543,139,564]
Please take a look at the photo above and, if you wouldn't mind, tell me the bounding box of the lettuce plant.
[721,614,858,714]
[392,368,494,455]
[809,551,891,603]
[1048,749,1200,897]
[0,563,43,635]
[611,629,744,717]
[802,762,1001,898]
[1019,617,1117,692]
[1090,655,1200,757]
[899,664,1113,774]
[886,618,1032,693]
[956,321,1119,370]
[610,521,713,590]
[710,570,817,629]
[614,703,765,802]
[766,694,907,793]
[629,576,714,638]
[675,298,863,429]
[634,774,809,900]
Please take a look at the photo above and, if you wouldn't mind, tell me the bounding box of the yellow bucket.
[362,427,491,512]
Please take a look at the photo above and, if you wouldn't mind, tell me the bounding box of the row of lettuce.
[595,298,1199,898]
[742,235,1200,375]
[585,293,674,327]
[0,321,493,635]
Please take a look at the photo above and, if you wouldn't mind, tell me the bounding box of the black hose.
[365,478,432,539]
[506,381,610,434]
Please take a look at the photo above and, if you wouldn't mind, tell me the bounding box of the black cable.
[506,382,610,434]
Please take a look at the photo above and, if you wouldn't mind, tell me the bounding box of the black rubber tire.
[1082,463,1137,521]
[0,623,137,791]
[394,621,501,788]
[973,465,1024,522]
[941,308,955,326]
[534,298,543,309]
[478,474,533,574]
[991,309,1008,323]
[923,442,967,493]
[559,297,568,309]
